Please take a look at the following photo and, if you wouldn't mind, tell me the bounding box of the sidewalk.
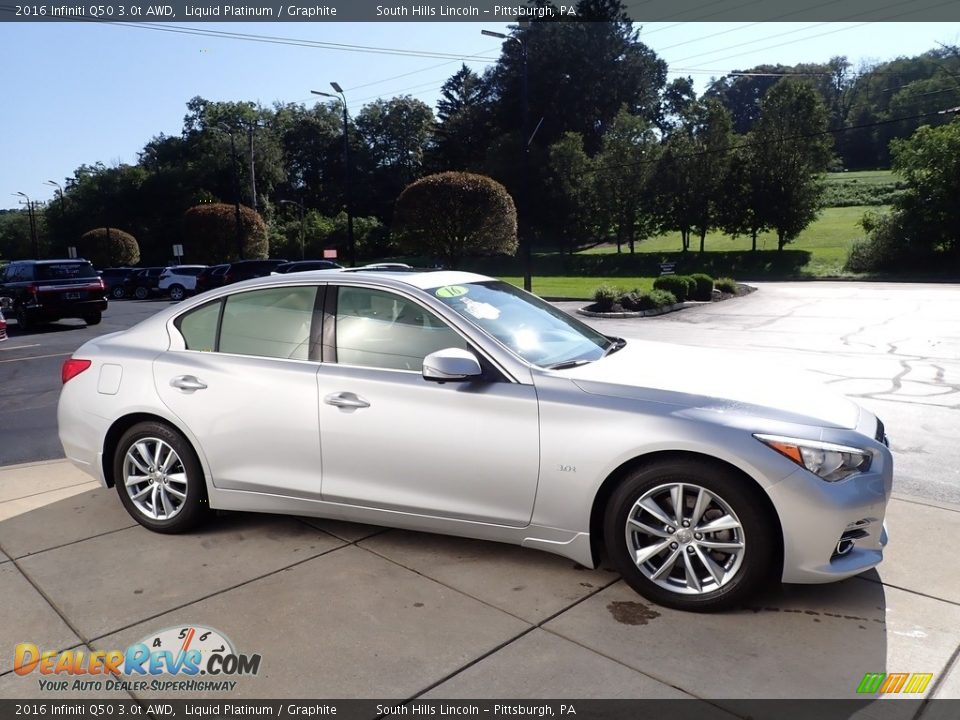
[0,459,958,712]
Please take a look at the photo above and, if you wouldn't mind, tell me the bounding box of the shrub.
[689,273,714,301]
[653,274,694,302]
[715,277,738,294]
[394,172,517,268]
[638,289,677,310]
[592,285,622,312]
[182,203,268,263]
[78,228,140,268]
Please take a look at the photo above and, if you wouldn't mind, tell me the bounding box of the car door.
[153,284,325,498]
[318,284,540,527]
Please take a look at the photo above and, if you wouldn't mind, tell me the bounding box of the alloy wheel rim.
[625,482,745,595]
[123,437,188,521]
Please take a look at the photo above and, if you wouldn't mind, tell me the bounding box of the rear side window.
[219,286,319,361]
[175,301,221,352]
[36,262,96,280]
[176,267,205,276]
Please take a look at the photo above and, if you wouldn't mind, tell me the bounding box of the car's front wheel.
[134,286,149,300]
[168,284,186,301]
[83,312,102,326]
[604,458,776,612]
[114,421,208,533]
[14,306,31,332]
[111,286,126,299]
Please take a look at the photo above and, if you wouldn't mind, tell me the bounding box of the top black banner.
[2,0,960,22]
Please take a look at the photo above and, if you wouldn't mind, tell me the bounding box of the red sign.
[323,249,338,259]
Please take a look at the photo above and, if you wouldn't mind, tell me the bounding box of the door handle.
[170,375,208,392]
[324,391,370,409]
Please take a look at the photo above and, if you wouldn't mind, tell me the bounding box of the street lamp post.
[216,124,245,260]
[482,29,531,291]
[14,191,39,258]
[279,199,305,260]
[312,83,355,266]
[45,180,66,256]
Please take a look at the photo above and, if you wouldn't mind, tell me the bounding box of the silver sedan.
[57,269,892,611]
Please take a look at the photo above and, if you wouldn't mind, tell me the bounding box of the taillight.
[28,283,39,297]
[61,358,92,384]
[224,272,234,283]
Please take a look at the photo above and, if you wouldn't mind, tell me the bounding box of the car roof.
[231,268,492,291]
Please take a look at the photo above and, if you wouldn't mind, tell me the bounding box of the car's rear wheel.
[134,286,149,300]
[14,306,34,332]
[112,286,126,299]
[168,284,186,301]
[83,312,102,326]
[114,421,207,533]
[604,458,776,612]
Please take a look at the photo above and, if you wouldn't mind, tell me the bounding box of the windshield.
[431,281,614,367]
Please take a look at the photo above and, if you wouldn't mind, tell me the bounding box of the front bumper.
[769,456,893,583]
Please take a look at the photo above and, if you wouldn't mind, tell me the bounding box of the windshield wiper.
[545,359,593,370]
[603,337,627,357]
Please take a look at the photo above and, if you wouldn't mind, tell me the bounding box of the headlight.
[754,434,871,482]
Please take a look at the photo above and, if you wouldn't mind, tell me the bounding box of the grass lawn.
[824,169,896,186]
[499,275,655,299]
[577,205,876,277]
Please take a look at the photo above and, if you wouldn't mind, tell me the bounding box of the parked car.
[195,264,229,294]
[222,259,288,285]
[0,259,107,330]
[158,265,207,301]
[0,306,6,342]
[99,268,136,299]
[57,269,892,612]
[122,267,166,300]
[271,260,342,275]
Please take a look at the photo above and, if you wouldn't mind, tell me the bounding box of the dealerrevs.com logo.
[856,672,934,694]
[15,625,261,693]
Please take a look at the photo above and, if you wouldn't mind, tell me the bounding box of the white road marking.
[0,343,41,351]
[0,352,72,363]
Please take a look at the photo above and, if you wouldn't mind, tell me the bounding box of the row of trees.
[1,0,957,266]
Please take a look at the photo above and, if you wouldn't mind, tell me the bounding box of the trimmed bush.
[653,274,694,302]
[638,289,677,310]
[592,285,622,312]
[79,228,140,268]
[689,273,714,301]
[182,203,269,263]
[715,277,738,294]
[619,289,643,311]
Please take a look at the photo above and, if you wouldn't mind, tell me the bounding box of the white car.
[158,265,207,301]
[57,269,892,612]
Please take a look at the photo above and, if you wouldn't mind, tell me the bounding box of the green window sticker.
[435,285,469,298]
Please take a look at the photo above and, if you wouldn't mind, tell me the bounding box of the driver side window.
[335,286,467,371]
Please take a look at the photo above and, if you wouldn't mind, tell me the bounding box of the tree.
[592,109,660,253]
[393,172,517,267]
[429,65,493,172]
[545,132,596,254]
[751,81,832,250]
[78,228,140,267]
[181,203,268,263]
[719,141,770,252]
[355,96,435,221]
[889,119,960,256]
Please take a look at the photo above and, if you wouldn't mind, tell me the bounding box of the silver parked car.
[57,270,892,611]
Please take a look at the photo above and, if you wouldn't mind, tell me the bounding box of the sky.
[2,20,959,209]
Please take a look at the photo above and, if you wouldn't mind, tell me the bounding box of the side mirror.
[422,348,482,383]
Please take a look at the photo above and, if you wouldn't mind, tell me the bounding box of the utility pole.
[248,124,258,212]
[14,192,39,258]
[217,124,245,260]
[311,83,355,266]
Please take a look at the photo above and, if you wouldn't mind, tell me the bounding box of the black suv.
[195,264,229,293]
[222,259,288,285]
[100,267,136,299]
[122,267,165,300]
[0,259,108,330]
[273,260,342,274]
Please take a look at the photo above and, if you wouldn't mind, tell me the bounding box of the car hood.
[560,339,860,429]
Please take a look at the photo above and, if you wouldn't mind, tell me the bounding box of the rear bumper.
[25,298,107,319]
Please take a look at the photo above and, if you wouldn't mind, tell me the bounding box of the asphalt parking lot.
[1,281,958,707]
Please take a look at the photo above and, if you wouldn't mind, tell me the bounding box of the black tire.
[83,312,102,326]
[15,306,31,332]
[112,286,126,299]
[604,458,776,612]
[113,421,208,534]
[134,286,149,300]
[168,284,186,301]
